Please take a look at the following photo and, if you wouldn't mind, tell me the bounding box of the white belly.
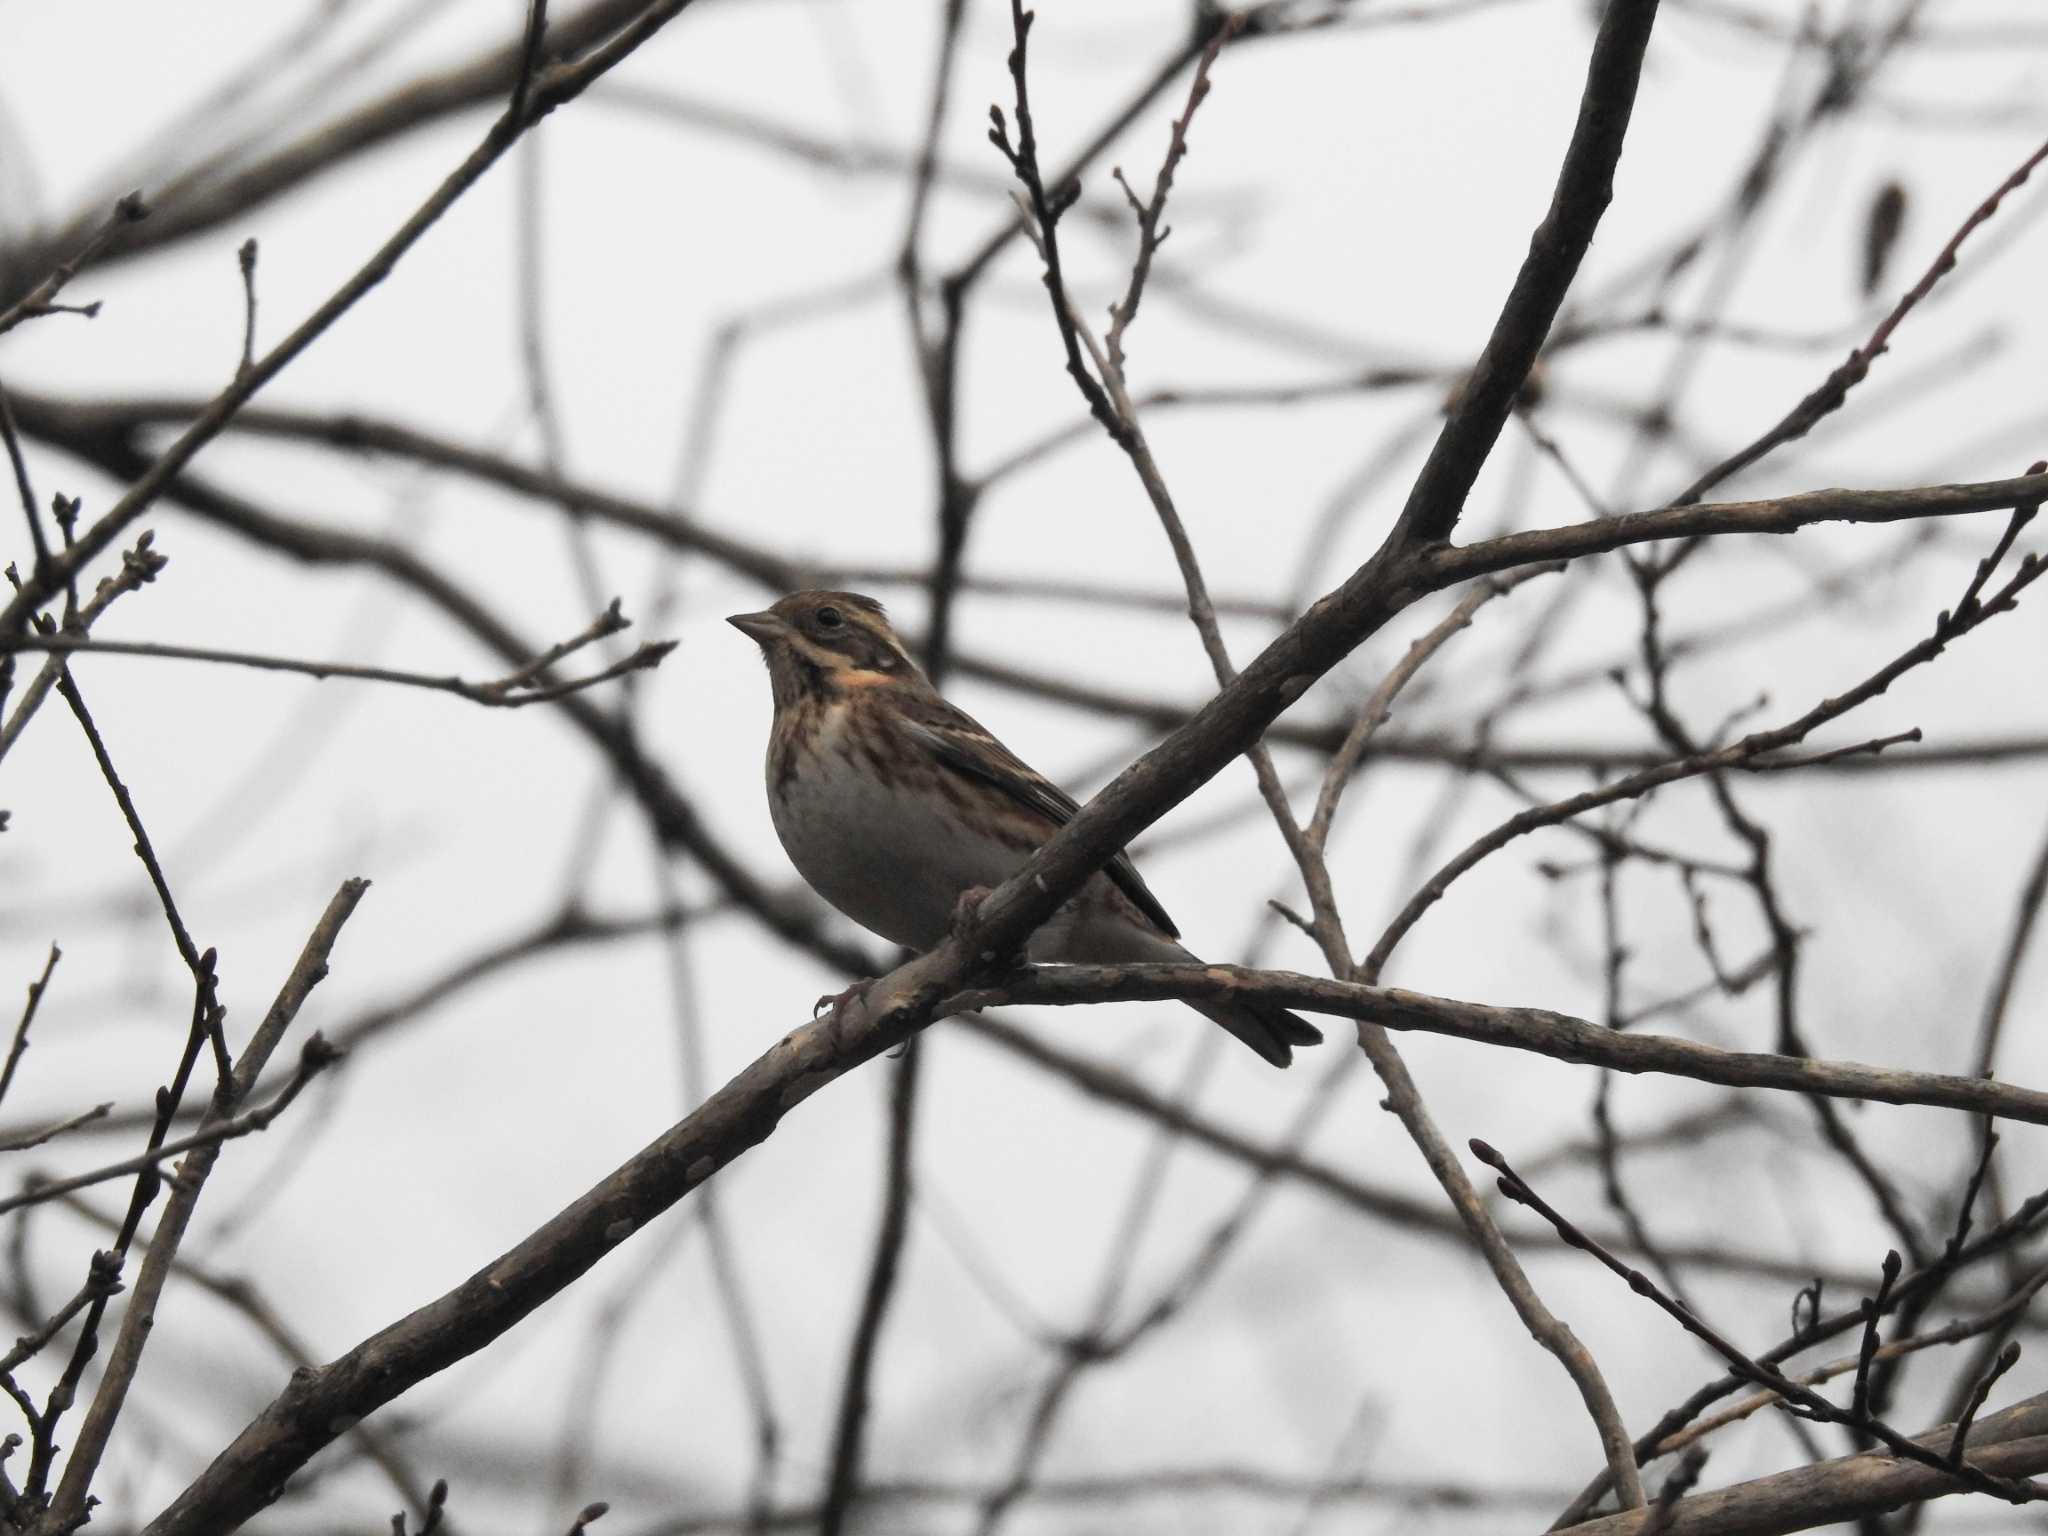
[769,734,1036,950]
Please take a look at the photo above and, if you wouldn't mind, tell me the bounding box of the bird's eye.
[815,606,844,629]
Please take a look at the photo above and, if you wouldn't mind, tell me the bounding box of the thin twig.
[235,238,259,380]
[5,1038,341,1220]
[986,0,1131,448]
[49,661,230,1086]
[1474,1140,2046,1504]
[1102,15,1243,377]
[1669,134,2048,514]
[1974,806,2048,1078]
[1305,565,1562,856]
[0,0,707,643]
[50,879,370,1529]
[817,1043,920,1536]
[0,1103,111,1156]
[2,618,674,708]
[0,383,52,580]
[1649,1267,2048,1459]
[1367,540,2046,978]
[1746,727,1922,768]
[0,532,165,765]
[0,1253,123,1379]
[0,192,147,338]
[0,949,60,1114]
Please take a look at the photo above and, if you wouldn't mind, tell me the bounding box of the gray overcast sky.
[3,1,2047,1531]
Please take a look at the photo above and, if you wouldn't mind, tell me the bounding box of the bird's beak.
[726,610,788,646]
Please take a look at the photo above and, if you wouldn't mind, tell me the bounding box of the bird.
[727,589,1324,1067]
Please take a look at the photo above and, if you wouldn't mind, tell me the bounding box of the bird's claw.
[814,978,874,1022]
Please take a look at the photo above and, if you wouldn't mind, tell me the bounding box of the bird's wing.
[895,702,1181,941]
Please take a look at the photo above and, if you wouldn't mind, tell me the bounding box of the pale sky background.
[2,1,2047,1531]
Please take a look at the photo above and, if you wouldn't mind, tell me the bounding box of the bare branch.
[509,0,549,120]
[0,192,147,338]
[1560,1392,2048,1534]
[1672,133,2048,510]
[0,948,60,1115]
[0,0,709,642]
[0,625,675,709]
[52,878,370,1529]
[0,531,167,765]
[234,238,258,382]
[959,965,2048,1124]
[5,1037,341,1220]
[1474,1141,2044,1503]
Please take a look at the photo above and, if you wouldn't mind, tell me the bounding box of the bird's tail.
[1052,913,1326,1068]
[1130,932,1324,1068]
[1187,991,1325,1068]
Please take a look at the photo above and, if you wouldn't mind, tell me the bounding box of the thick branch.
[1393,0,1661,544]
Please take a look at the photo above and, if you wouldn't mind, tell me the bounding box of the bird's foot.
[951,884,1033,971]
[949,884,994,939]
[814,977,874,1022]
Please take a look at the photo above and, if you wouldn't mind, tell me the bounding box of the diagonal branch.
[0,193,147,338]
[1392,0,1662,546]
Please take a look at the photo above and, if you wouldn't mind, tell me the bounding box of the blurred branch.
[125,221,2040,1530]
[1974,806,2048,1078]
[52,1189,438,1524]
[0,383,52,582]
[618,1464,1577,1533]
[0,948,60,1116]
[4,436,873,982]
[995,1,1650,1501]
[0,1103,111,1157]
[16,392,2048,763]
[0,0,711,643]
[0,0,672,282]
[964,1011,1884,1290]
[817,1040,920,1536]
[0,193,147,338]
[592,81,1152,229]
[1371,520,2045,977]
[1669,134,2048,514]
[5,1037,340,1220]
[817,2,974,1521]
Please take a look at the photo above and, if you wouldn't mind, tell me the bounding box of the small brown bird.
[729,590,1323,1066]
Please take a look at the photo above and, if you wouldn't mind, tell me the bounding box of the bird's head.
[727,590,919,707]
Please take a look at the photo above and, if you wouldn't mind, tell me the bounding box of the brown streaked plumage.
[728,590,1323,1067]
